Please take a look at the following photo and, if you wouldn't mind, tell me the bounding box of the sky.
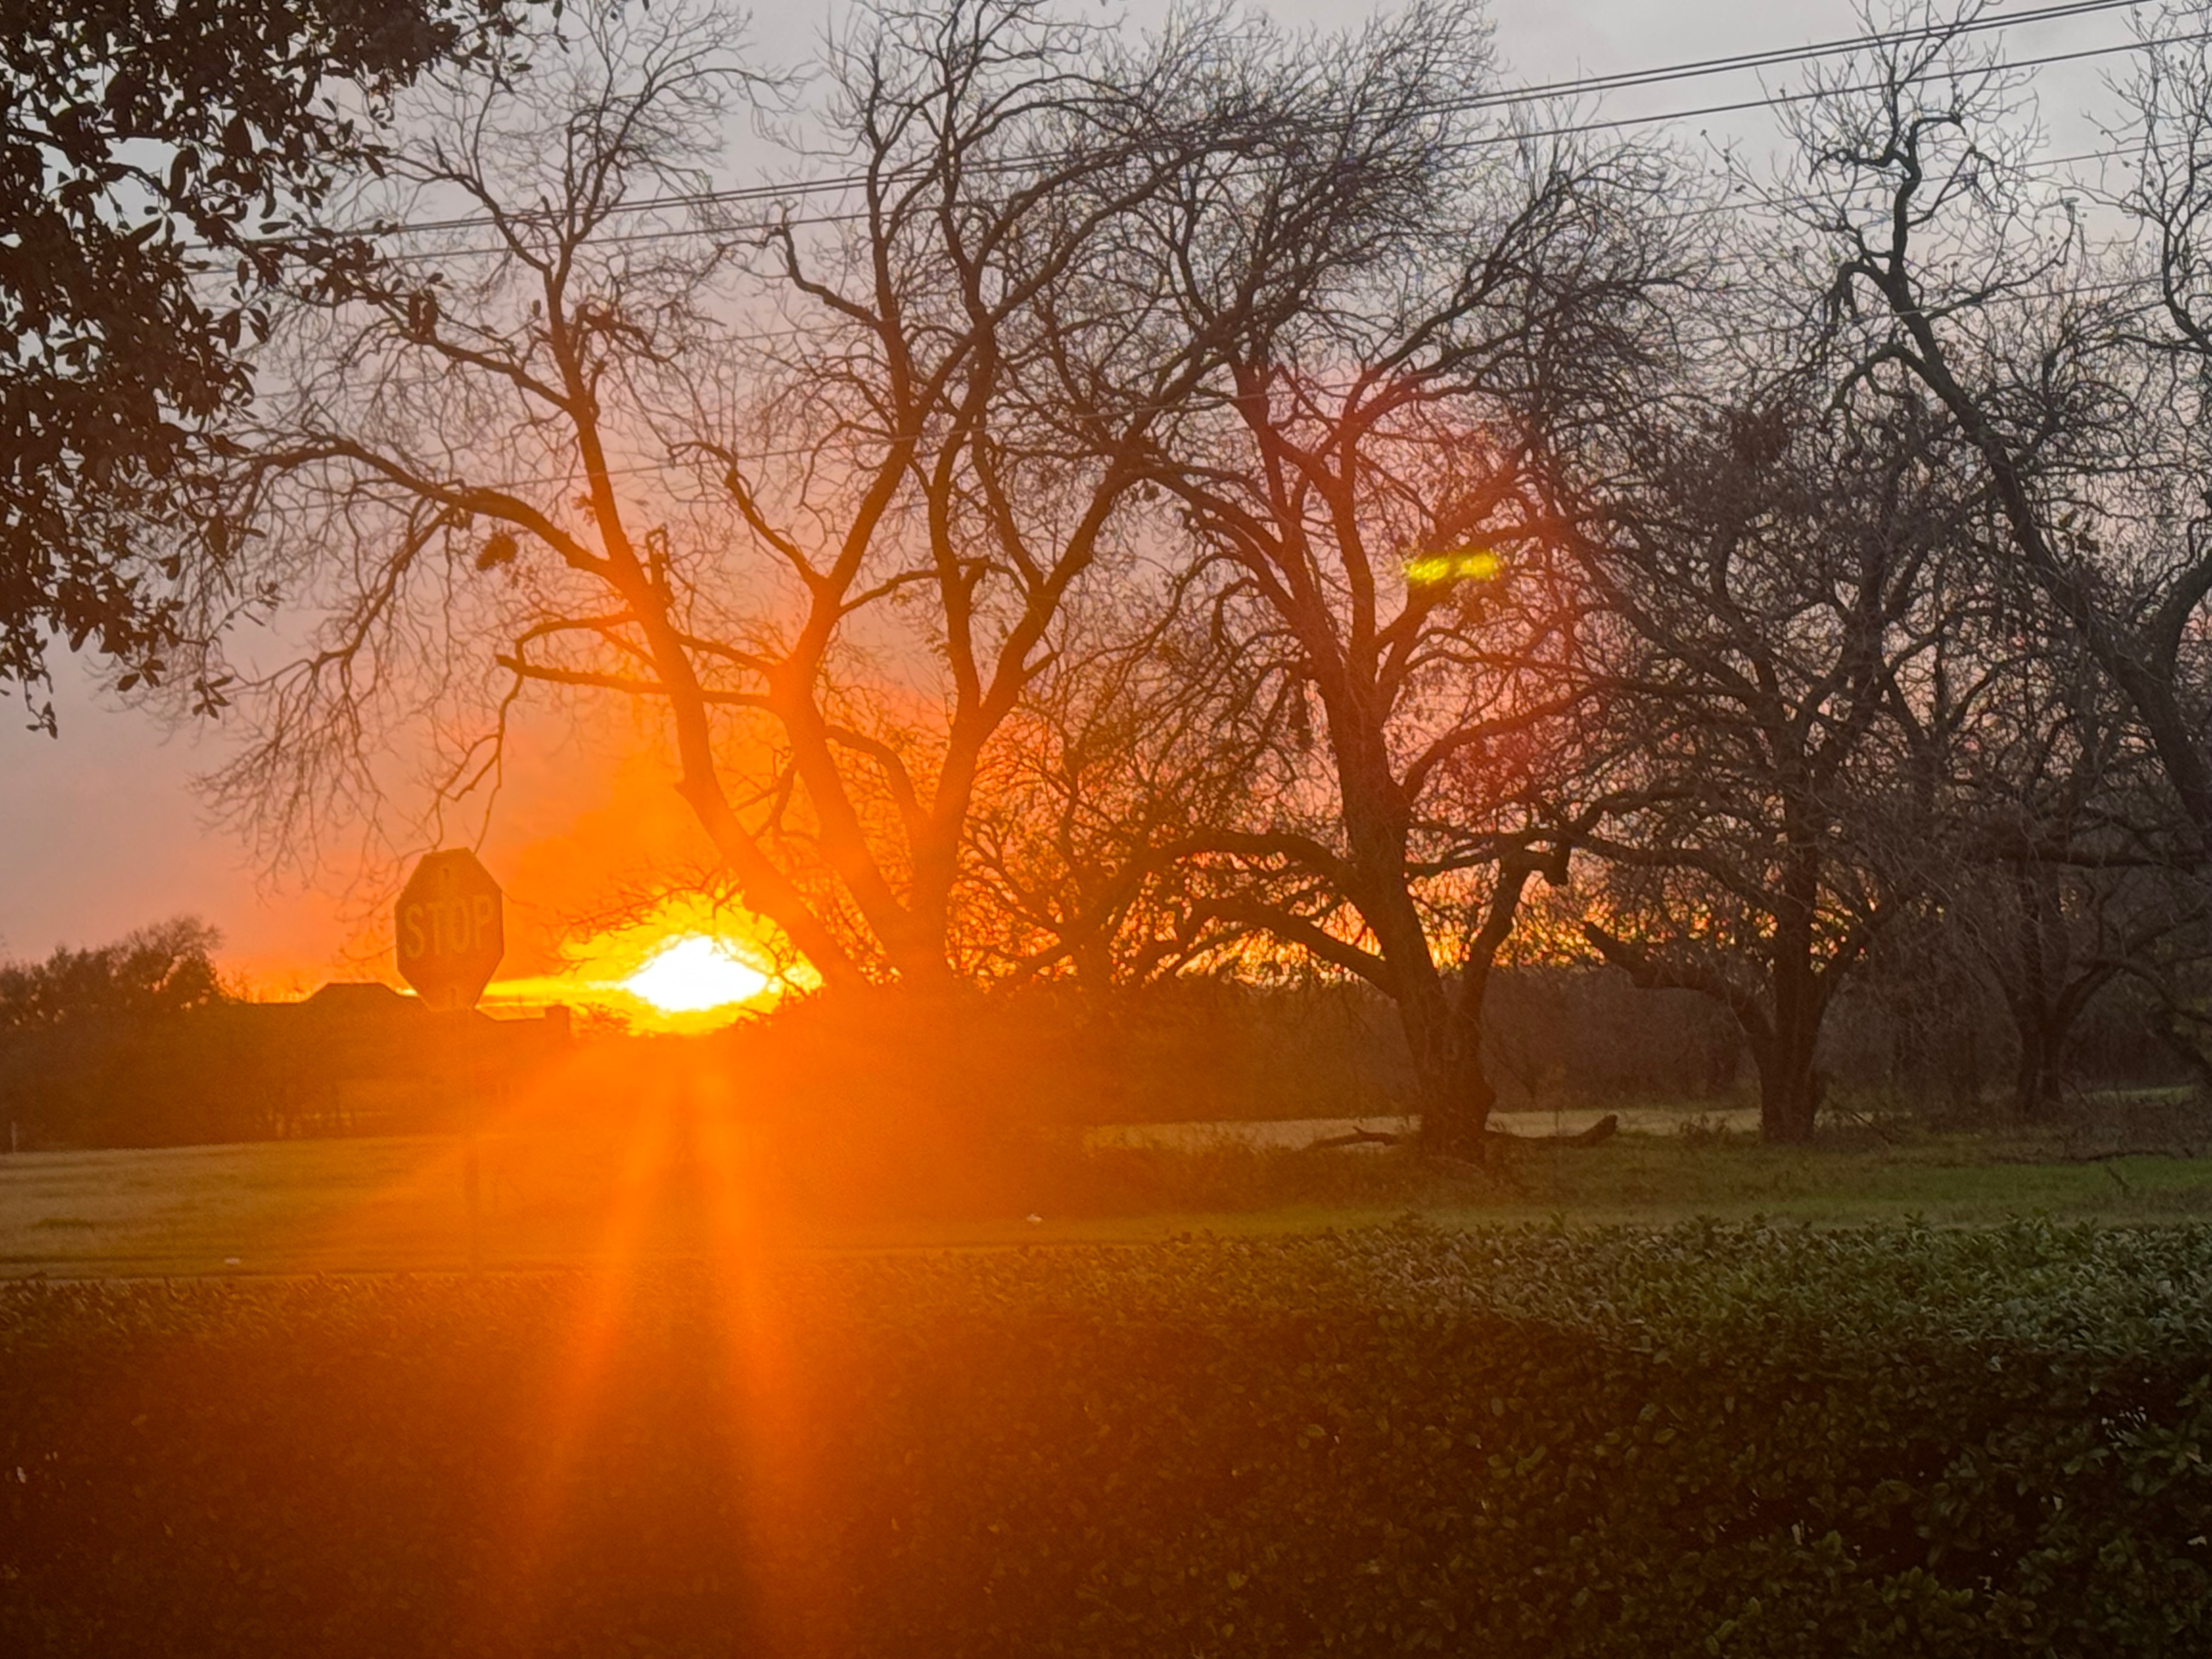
[0,0,2158,990]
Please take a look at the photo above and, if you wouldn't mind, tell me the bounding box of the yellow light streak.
[1403,549,1503,586]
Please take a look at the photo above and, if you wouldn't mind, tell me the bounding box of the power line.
[1506,29,2184,147]
[371,42,2184,273]
[1458,0,2148,109]
[364,0,2160,245]
[272,9,2205,496]
[371,59,2185,281]
[365,130,2162,285]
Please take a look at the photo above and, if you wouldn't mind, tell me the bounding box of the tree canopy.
[0,0,521,726]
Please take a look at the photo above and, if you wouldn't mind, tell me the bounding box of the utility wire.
[274,8,2208,494]
[368,0,2160,242]
[1449,0,2148,108]
[359,31,2192,274]
[363,134,2163,285]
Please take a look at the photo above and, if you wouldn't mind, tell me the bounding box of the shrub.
[3,1221,2211,1656]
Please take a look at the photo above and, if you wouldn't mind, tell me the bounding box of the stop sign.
[396,850,505,1013]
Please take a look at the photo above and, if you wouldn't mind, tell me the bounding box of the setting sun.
[622,934,770,1014]
[475,893,802,1032]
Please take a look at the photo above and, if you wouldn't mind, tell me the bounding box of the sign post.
[396,850,505,1270]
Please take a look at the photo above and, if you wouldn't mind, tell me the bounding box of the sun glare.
[623,934,771,1014]
[475,893,806,1032]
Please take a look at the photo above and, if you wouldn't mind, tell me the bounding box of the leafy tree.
[0,0,520,726]
[0,915,229,1143]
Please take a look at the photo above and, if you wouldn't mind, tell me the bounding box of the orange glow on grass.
[273,960,801,1634]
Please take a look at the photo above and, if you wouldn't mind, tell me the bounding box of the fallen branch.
[1984,1144,2205,1166]
[1304,1127,1403,1151]
[1491,1113,1620,1150]
[1303,1114,1622,1154]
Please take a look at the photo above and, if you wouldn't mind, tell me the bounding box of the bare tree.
[964,596,1283,990]
[1129,2,1683,1153]
[682,0,1252,988]
[1754,0,2212,1109]
[1910,595,2206,1117]
[202,0,762,884]
[1790,1,2212,853]
[1573,385,1999,1142]
[203,0,1250,990]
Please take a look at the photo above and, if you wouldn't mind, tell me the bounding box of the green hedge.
[4,1221,2212,1656]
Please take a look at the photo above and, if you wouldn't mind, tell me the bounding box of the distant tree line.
[0,923,578,1147]
[21,0,2212,1148]
[0,918,252,1145]
[3,914,2192,1152]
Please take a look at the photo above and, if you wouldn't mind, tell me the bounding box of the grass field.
[5,1117,2212,1276]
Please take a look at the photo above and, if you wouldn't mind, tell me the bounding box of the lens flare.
[1403,548,1502,586]
[622,935,771,1013]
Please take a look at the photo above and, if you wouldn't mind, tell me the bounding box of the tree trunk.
[2008,864,2056,1120]
[2012,1031,2056,1121]
[1752,1027,1821,1143]
[1758,852,1825,1144]
[1413,1045,1496,1158]
[2010,967,2116,1121]
[1402,975,1496,1158]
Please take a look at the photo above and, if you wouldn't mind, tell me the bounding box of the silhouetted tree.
[205,0,1266,991]
[0,916,224,1029]
[1778,2,2212,1097]
[1575,386,1997,1142]
[0,917,228,1144]
[966,599,1282,990]
[1126,1,1683,1153]
[1790,3,2212,852]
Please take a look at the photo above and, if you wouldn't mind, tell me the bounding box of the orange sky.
[1,664,784,1026]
